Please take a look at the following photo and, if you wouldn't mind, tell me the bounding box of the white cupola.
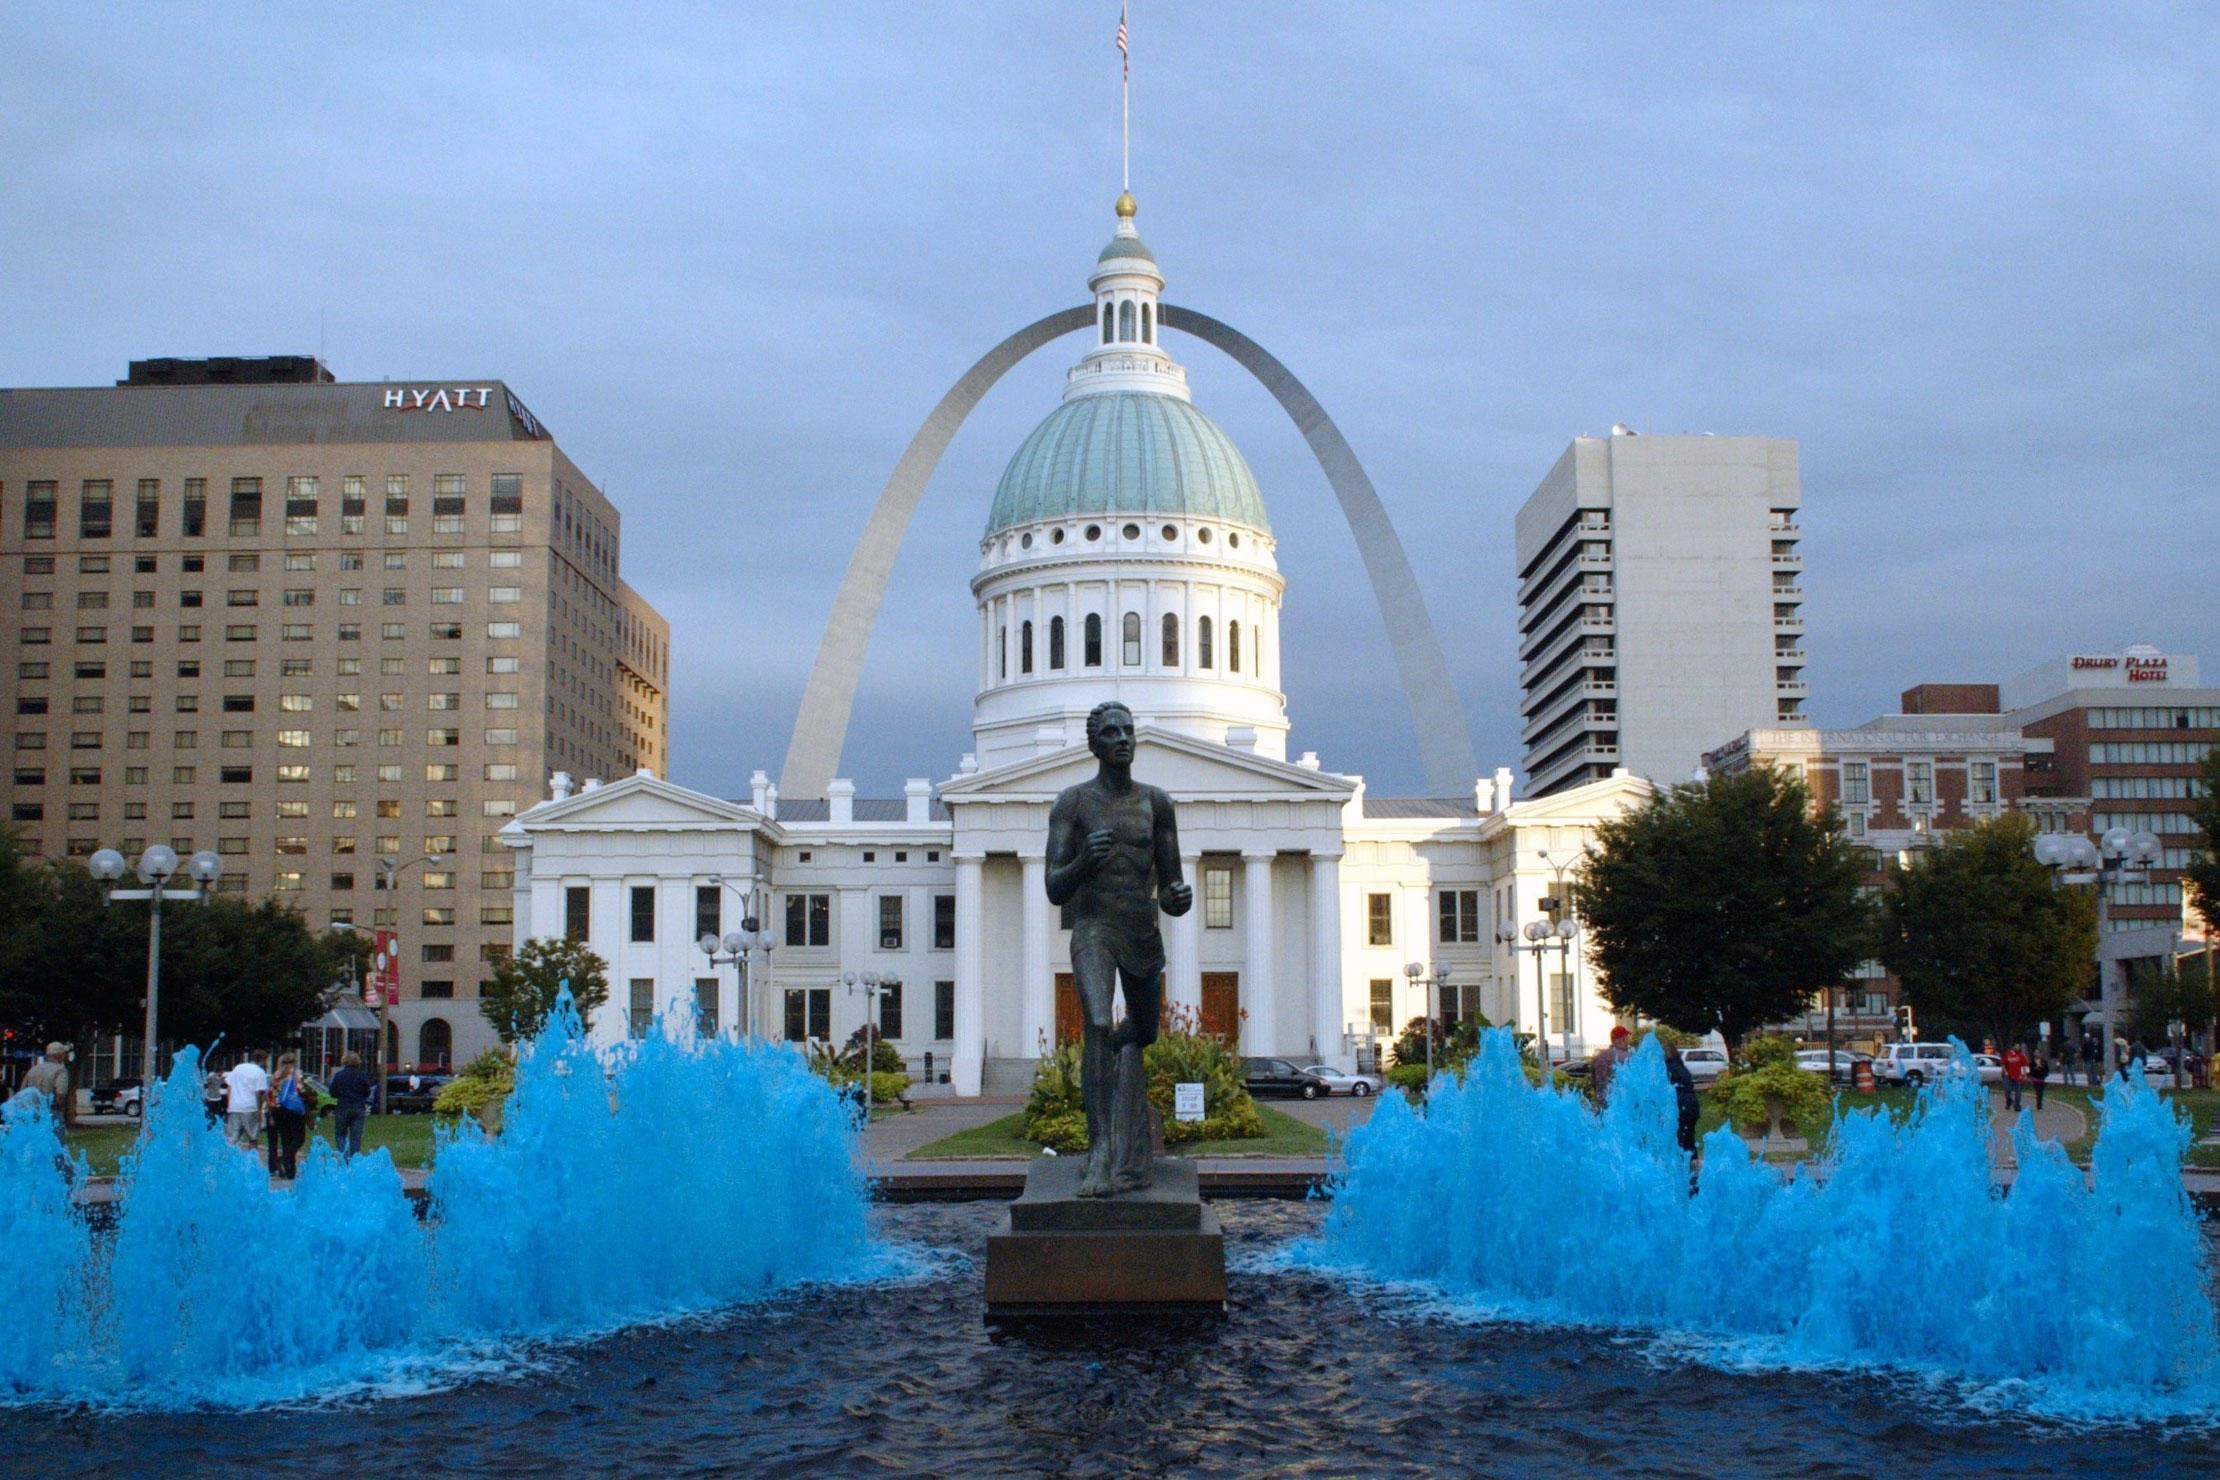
[970,197,1289,769]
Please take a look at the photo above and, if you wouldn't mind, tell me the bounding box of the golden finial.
[1115,191,1137,219]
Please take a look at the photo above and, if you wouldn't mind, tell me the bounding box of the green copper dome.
[1098,233,1156,264]
[986,391,1269,536]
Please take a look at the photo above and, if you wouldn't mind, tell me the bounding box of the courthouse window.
[1203,864,1233,929]
[1367,893,1393,947]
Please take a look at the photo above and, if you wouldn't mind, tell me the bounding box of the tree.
[1880,813,2098,1049]
[1575,766,1875,1053]
[2122,957,2216,1055]
[0,854,147,1045]
[2185,749,2220,1013]
[160,897,340,1051]
[480,936,610,1044]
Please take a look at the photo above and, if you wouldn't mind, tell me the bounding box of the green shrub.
[433,1051,514,1126]
[1712,1035,1829,1132]
[1021,1022,1263,1149]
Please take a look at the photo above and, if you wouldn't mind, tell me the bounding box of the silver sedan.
[1297,1064,1385,1097]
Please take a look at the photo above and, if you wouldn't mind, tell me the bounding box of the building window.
[878,893,904,950]
[1842,761,1870,806]
[1048,615,1065,670]
[793,987,832,1042]
[1367,893,1393,947]
[1439,889,1480,944]
[228,479,261,537]
[24,482,57,540]
[1203,863,1233,929]
[1019,620,1033,675]
[694,978,720,1037]
[1906,760,1933,806]
[629,885,656,942]
[1369,979,1394,1033]
[1161,613,1179,668]
[695,884,721,942]
[1084,612,1103,667]
[1121,612,1142,667]
[629,978,654,1038]
[933,893,955,949]
[879,980,904,1040]
[785,892,831,947]
[1197,616,1213,669]
[1228,620,1241,674]
[564,884,590,941]
[1970,760,1998,805]
[934,980,955,1041]
[79,481,113,539]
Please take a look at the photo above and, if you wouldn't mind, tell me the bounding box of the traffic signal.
[1894,1004,1917,1041]
[1538,895,1561,921]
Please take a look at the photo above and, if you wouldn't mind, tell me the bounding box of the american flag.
[1116,4,1128,80]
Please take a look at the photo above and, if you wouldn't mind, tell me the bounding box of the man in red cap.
[1589,1025,1633,1105]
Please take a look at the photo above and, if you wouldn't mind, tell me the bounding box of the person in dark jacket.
[1663,1040,1702,1156]
[328,1051,373,1159]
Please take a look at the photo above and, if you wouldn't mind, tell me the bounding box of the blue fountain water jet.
[0,997,874,1409]
[1304,1030,2220,1422]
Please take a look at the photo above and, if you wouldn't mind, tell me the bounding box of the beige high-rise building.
[0,357,669,1073]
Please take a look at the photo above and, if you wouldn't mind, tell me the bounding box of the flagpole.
[1120,2,1130,193]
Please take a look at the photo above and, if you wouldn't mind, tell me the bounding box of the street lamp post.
[1403,960,1432,1085]
[1498,917,1581,1075]
[375,852,446,1112]
[841,970,900,1122]
[701,874,777,1040]
[698,918,776,1039]
[2033,827,2161,1078]
[89,845,222,1084]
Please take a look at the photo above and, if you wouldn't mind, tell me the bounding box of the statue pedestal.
[984,1156,1226,1317]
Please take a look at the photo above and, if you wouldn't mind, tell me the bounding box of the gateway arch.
[779,304,1479,798]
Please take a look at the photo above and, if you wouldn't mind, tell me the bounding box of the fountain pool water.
[0,999,877,1408]
[1302,1030,2220,1423]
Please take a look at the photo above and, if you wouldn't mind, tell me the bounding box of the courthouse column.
[1241,850,1276,1055]
[1020,851,1051,1058]
[1308,851,1345,1065]
[1165,851,1202,1022]
[952,852,986,1095]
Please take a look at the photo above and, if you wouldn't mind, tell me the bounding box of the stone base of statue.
[983,1156,1227,1318]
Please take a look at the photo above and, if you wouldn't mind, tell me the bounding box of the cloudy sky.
[5,4,2213,798]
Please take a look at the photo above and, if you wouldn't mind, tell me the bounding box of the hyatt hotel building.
[0,357,669,1073]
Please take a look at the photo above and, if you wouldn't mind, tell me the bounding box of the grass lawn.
[65,1112,441,1178]
[905,1104,1328,1161]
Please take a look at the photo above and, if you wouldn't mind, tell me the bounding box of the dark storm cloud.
[3,3,2212,797]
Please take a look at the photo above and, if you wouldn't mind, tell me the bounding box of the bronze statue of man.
[1045,701,1192,1196]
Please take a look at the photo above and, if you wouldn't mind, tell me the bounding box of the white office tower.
[1515,431,1805,795]
[970,194,1289,767]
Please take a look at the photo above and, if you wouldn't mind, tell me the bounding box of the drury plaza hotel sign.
[2072,652,2171,683]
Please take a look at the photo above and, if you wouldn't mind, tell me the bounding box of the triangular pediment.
[1499,771,1654,826]
[942,727,1357,803]
[516,773,762,832]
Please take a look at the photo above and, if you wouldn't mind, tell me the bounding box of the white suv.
[1678,1047,1730,1082]
[1874,1042,1958,1086]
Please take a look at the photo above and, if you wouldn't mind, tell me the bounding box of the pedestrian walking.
[2002,1042,2029,1113]
[266,1053,309,1179]
[2030,1049,2049,1111]
[201,1067,227,1126]
[223,1053,269,1149]
[1588,1025,1632,1106]
[328,1051,372,1159]
[1664,1040,1702,1156]
[20,1043,76,1127]
[2082,1034,2101,1087]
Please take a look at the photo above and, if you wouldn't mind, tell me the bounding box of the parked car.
[89,1077,144,1117]
[2143,1047,2207,1085]
[1969,1053,2006,1085]
[1296,1064,1384,1097]
[1793,1050,1871,1083]
[1678,1047,1730,1083]
[1874,1042,1961,1086]
[382,1074,452,1113]
[1242,1058,1332,1100]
